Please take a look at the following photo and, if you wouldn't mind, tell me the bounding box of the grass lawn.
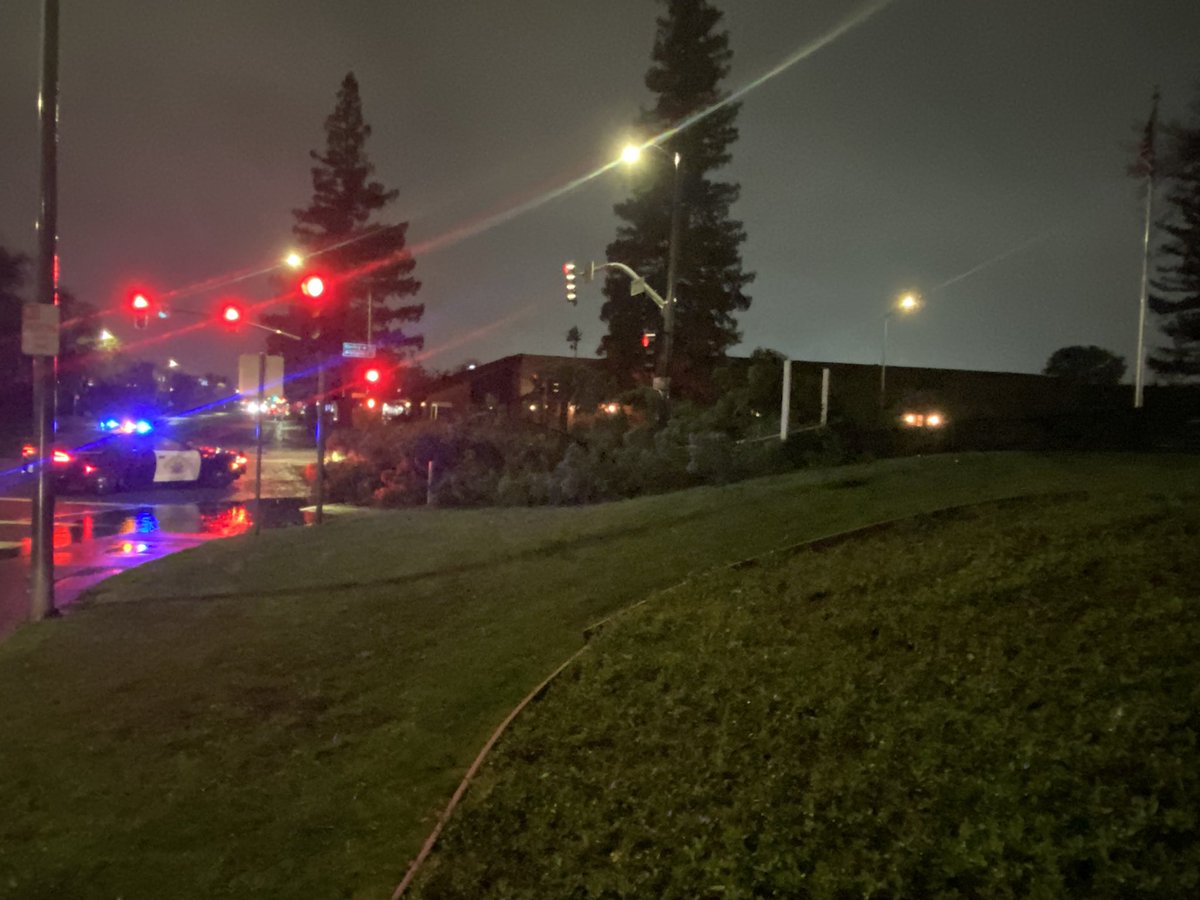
[410,490,1200,898]
[0,453,1196,898]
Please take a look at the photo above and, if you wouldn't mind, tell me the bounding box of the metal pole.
[879,314,890,409]
[314,359,326,525]
[1134,172,1154,409]
[30,0,60,622]
[657,151,683,401]
[820,367,830,426]
[252,351,265,536]
[366,288,373,348]
[779,358,791,441]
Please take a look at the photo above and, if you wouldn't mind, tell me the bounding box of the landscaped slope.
[0,454,1196,899]
[411,491,1200,898]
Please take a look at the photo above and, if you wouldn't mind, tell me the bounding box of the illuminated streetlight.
[620,143,642,164]
[98,328,115,344]
[167,358,179,368]
[284,251,304,269]
[881,291,922,408]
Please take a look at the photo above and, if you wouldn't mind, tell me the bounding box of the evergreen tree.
[0,246,29,384]
[265,73,422,404]
[1043,345,1126,385]
[599,0,753,399]
[1148,94,1200,377]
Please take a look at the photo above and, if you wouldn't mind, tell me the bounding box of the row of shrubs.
[321,407,848,508]
[318,400,1198,509]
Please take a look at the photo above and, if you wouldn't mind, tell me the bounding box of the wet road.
[0,445,317,639]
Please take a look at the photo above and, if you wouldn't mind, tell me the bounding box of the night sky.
[2,1,1198,385]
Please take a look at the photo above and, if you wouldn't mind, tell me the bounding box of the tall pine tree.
[266,73,421,402]
[600,0,753,399]
[1149,93,1200,377]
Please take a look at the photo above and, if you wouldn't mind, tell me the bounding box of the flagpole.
[1133,88,1159,411]
[1134,171,1153,409]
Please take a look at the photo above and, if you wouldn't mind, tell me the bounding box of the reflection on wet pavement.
[24,499,309,557]
[0,498,315,640]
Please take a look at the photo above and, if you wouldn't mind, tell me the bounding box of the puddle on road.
[35,499,310,553]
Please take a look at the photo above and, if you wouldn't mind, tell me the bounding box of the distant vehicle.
[21,421,246,494]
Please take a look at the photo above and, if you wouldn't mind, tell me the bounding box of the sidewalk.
[0,530,211,641]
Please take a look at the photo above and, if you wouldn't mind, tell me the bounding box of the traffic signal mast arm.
[585,261,668,310]
[169,304,304,341]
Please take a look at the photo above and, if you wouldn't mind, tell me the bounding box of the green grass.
[0,453,1196,898]
[410,491,1200,898]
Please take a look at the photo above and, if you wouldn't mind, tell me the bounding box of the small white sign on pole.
[21,303,60,356]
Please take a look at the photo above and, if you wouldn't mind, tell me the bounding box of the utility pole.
[30,0,60,621]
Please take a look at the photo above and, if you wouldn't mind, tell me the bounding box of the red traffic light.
[221,303,242,324]
[641,331,657,348]
[364,367,381,384]
[300,275,325,299]
[129,292,153,329]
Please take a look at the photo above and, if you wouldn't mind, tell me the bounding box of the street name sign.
[342,342,376,358]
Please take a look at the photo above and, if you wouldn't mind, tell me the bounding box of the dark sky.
[2,1,1198,384]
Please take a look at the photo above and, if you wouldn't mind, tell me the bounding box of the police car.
[21,419,247,494]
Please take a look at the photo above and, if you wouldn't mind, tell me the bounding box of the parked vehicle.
[22,423,246,494]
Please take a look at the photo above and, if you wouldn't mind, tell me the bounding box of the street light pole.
[658,151,683,400]
[879,313,890,409]
[880,292,920,411]
[621,142,684,403]
[30,0,60,622]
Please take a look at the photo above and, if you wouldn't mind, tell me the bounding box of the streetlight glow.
[98,329,114,343]
[285,252,304,269]
[620,144,642,164]
[898,292,920,312]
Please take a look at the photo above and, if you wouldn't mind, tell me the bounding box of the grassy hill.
[408,488,1200,897]
[0,453,1196,899]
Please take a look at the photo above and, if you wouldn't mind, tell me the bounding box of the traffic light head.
[564,261,577,305]
[220,303,243,325]
[129,291,152,329]
[641,331,656,349]
[364,367,381,384]
[300,274,325,299]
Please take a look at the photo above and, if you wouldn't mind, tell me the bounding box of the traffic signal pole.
[314,360,327,525]
[252,352,266,536]
[30,0,60,621]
